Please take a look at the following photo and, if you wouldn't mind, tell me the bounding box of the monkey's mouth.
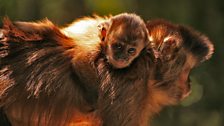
[178,75,192,100]
[107,56,129,69]
[181,81,191,100]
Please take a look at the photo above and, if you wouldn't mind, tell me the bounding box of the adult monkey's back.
[0,17,102,126]
[0,14,155,126]
[0,13,156,126]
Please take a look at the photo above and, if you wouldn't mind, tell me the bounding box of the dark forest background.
[0,0,223,126]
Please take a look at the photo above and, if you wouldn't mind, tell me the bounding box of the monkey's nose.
[115,54,128,61]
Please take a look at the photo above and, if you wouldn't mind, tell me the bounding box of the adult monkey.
[96,18,214,125]
[0,14,213,126]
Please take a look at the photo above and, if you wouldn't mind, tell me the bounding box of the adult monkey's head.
[146,20,214,104]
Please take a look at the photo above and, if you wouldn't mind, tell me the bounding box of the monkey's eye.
[113,43,123,50]
[128,48,136,55]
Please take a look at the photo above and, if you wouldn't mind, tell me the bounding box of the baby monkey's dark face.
[102,14,149,69]
[106,26,146,69]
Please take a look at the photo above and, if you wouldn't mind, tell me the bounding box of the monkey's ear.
[98,21,110,41]
[0,18,10,42]
[178,25,214,64]
[0,29,5,40]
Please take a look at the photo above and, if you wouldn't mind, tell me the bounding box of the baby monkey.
[98,13,150,69]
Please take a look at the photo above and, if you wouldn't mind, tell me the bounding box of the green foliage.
[84,0,137,15]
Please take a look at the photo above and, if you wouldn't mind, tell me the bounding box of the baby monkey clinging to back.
[98,13,150,69]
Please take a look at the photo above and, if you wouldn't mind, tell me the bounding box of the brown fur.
[0,17,102,126]
[144,19,214,121]
[0,16,214,126]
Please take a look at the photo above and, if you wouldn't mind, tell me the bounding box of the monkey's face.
[146,21,191,101]
[104,25,147,69]
[146,20,214,102]
[98,13,150,69]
